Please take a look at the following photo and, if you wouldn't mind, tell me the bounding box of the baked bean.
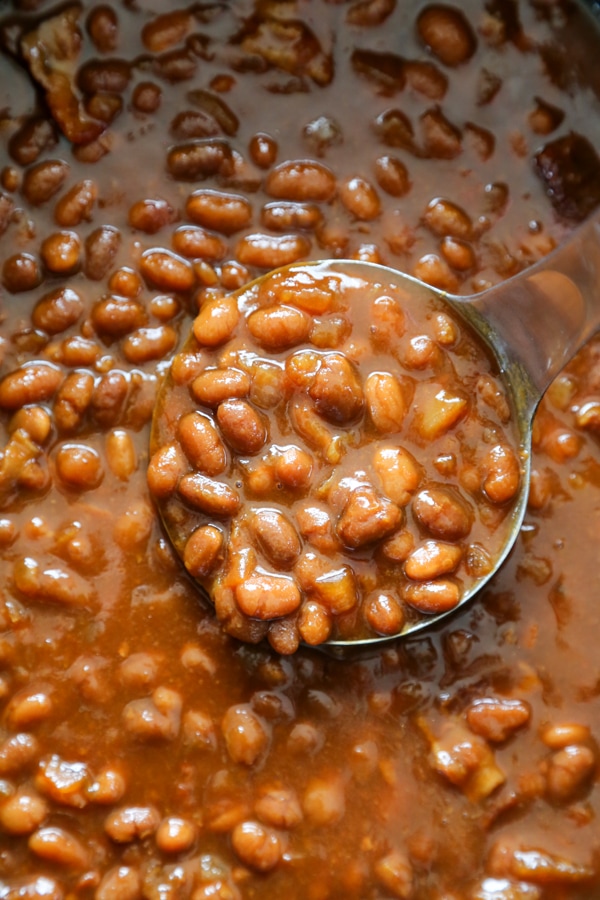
[85,766,126,805]
[90,371,128,428]
[261,201,322,232]
[108,268,142,298]
[32,287,83,335]
[113,500,154,550]
[412,487,473,540]
[248,305,311,350]
[122,685,182,740]
[546,745,596,803]
[466,698,531,742]
[122,325,177,364]
[55,443,103,490]
[183,524,224,578]
[249,132,278,168]
[14,556,94,607]
[28,825,89,868]
[186,189,252,235]
[142,10,192,52]
[178,411,227,474]
[0,790,49,836]
[4,686,53,729]
[254,785,302,829]
[236,233,311,269]
[8,117,56,167]
[179,473,240,516]
[403,579,460,613]
[541,722,591,750]
[440,236,476,270]
[290,397,342,463]
[365,372,410,433]
[128,198,177,233]
[374,155,411,197]
[404,540,462,580]
[40,231,81,274]
[167,139,233,181]
[86,5,118,53]
[298,600,332,645]
[147,443,187,498]
[140,249,196,292]
[373,447,421,506]
[155,815,197,853]
[78,58,131,94]
[54,179,97,226]
[337,487,401,549]
[193,296,240,347]
[2,253,42,293]
[104,805,161,843]
[416,5,477,66]
[339,176,381,220]
[266,160,336,202]
[22,160,69,206]
[480,443,521,504]
[222,704,269,765]
[54,370,94,432]
[251,508,301,567]
[92,295,147,337]
[191,367,251,407]
[236,573,301,619]
[420,108,463,159]
[96,867,142,900]
[403,334,443,370]
[403,59,448,98]
[0,733,39,776]
[347,0,396,26]
[172,225,227,261]
[423,197,472,239]
[0,363,63,410]
[106,429,137,480]
[217,399,267,454]
[364,591,405,635]
[231,820,283,872]
[84,225,121,280]
[309,353,364,424]
[274,446,313,489]
[132,81,162,114]
[374,851,413,899]
[9,407,51,444]
[306,565,357,615]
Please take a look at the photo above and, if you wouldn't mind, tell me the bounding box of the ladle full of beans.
[149,211,600,655]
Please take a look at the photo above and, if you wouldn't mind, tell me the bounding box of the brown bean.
[337,486,401,549]
[179,472,240,516]
[373,446,421,506]
[364,591,405,635]
[78,59,131,94]
[266,160,336,201]
[249,132,278,168]
[0,363,63,410]
[0,733,39,776]
[248,305,311,350]
[86,5,118,53]
[22,160,69,205]
[546,745,596,802]
[251,509,301,568]
[128,198,177,234]
[217,399,267,454]
[302,774,346,826]
[412,486,473,540]
[156,816,197,854]
[92,295,147,337]
[14,557,93,607]
[84,226,121,280]
[132,81,162,113]
[236,233,311,269]
[193,296,240,347]
[374,155,411,197]
[403,59,448,98]
[54,179,97,226]
[191,367,251,407]
[186,189,252,234]
[9,117,57,167]
[404,540,462,581]
[274,446,313,489]
[365,371,412,434]
[423,197,472,239]
[339,176,381,220]
[104,805,160,843]
[466,698,531,742]
[541,723,591,750]
[480,444,521,504]
[403,579,460,613]
[40,231,81,274]
[222,704,269,766]
[172,225,226,260]
[298,600,332,645]
[440,236,476,271]
[140,249,196,292]
[0,790,49,836]
[309,353,364,424]
[32,287,83,335]
[416,5,477,66]
[28,826,90,868]
[106,429,137,480]
[54,371,94,432]
[261,201,322,232]
[147,444,188,500]
[184,524,224,578]
[142,10,192,52]
[96,866,142,900]
[90,371,128,428]
[178,411,227,474]
[122,325,177,364]
[55,443,103,490]
[231,820,282,872]
[2,253,42,293]
[420,109,462,159]
[167,139,233,181]
[236,573,301,619]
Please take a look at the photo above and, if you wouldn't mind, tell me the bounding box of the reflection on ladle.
[150,210,600,654]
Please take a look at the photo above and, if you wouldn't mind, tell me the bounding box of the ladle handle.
[458,211,600,413]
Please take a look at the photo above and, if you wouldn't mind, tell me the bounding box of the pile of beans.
[0,1,599,899]
[150,262,521,649]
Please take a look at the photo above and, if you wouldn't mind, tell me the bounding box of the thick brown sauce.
[0,1,599,899]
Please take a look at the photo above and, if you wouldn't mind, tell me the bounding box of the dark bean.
[9,117,57,167]
[84,226,121,280]
[217,399,267,454]
[22,160,69,205]
[142,10,192,53]
[167,140,233,181]
[54,179,97,227]
[132,81,162,113]
[32,287,83,335]
[412,486,473,540]
[374,155,411,197]
[178,473,240,516]
[92,295,147,337]
[128,198,177,234]
[266,160,336,202]
[78,60,131,95]
[416,5,477,66]
[86,6,119,53]
[2,253,42,293]
[186,189,252,235]
[249,132,278,168]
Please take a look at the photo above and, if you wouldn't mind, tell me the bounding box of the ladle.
[154,210,600,653]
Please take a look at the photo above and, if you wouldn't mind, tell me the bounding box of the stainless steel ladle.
[321,209,600,650]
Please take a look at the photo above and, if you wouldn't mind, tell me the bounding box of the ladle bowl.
[151,210,600,653]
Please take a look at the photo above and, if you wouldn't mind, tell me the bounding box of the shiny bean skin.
[339,176,381,220]
[84,226,121,280]
[104,805,161,843]
[365,372,410,433]
[364,591,405,635]
[266,160,336,202]
[32,287,84,335]
[236,573,301,619]
[261,201,323,232]
[191,367,251,407]
[247,305,311,350]
[92,296,147,338]
[55,443,103,490]
[374,155,411,197]
[22,160,69,205]
[231,820,283,872]
[140,249,196,292]
[216,399,267,454]
[147,442,187,499]
[416,5,477,66]
[122,325,177,364]
[480,443,521,504]
[172,225,227,261]
[404,540,462,581]
[54,179,97,227]
[193,296,240,347]
[0,363,63,410]
[403,579,461,613]
[412,487,473,540]
[28,826,90,868]
[54,371,94,432]
[178,473,240,516]
[0,790,49,836]
[373,446,421,506]
[2,253,42,293]
[178,411,227,474]
[184,524,224,578]
[236,233,311,269]
[105,429,137,480]
[308,353,364,424]
[186,189,252,234]
[251,508,301,567]
[128,198,177,234]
